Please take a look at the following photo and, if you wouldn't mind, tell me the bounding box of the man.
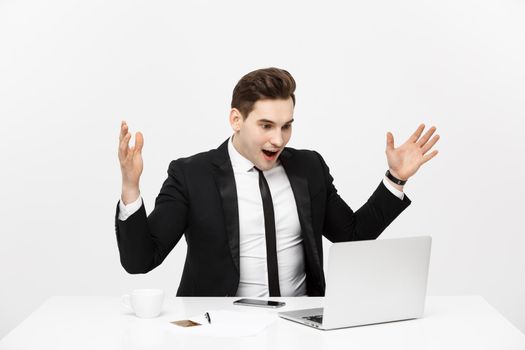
[115,67,440,297]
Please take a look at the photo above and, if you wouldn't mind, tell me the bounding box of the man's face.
[230,97,294,171]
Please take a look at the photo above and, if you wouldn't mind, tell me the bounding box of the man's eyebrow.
[258,118,295,124]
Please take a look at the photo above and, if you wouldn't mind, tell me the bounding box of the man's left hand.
[385,124,440,180]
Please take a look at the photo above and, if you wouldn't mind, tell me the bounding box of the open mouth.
[263,150,278,156]
[262,149,279,160]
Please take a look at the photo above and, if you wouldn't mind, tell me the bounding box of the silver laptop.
[279,236,432,330]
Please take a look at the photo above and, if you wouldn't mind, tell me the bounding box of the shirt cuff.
[118,196,143,221]
[382,177,404,200]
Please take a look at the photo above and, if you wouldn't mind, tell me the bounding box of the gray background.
[1,0,524,339]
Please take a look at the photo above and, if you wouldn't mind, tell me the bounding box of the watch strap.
[385,169,407,185]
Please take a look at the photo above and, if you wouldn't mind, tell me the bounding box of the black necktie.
[255,167,281,297]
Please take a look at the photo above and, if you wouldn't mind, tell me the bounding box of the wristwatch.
[385,169,407,185]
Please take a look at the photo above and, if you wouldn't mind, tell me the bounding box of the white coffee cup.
[122,289,165,318]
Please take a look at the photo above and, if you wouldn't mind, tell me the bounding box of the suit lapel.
[212,139,240,273]
[280,150,322,271]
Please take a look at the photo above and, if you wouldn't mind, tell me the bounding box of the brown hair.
[231,67,296,119]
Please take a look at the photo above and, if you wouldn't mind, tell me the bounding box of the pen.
[204,312,211,324]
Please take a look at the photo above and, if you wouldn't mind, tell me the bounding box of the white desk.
[1,296,524,349]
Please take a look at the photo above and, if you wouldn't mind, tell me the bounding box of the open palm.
[118,121,144,187]
[386,124,440,180]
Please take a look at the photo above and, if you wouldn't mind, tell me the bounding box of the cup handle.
[121,294,133,312]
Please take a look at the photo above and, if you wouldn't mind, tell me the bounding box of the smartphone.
[233,298,286,308]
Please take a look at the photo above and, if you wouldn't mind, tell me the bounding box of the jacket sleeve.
[315,151,411,242]
[114,160,189,273]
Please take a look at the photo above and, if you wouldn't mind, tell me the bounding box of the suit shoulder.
[167,147,219,173]
[284,147,324,163]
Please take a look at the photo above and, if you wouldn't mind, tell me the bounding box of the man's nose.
[270,130,284,148]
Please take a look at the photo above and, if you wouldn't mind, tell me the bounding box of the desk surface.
[1,296,524,350]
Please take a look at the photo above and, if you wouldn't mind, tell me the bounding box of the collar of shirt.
[228,135,281,173]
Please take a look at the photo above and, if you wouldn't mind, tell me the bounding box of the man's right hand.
[118,121,144,205]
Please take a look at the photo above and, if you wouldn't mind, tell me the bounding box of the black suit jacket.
[115,139,411,296]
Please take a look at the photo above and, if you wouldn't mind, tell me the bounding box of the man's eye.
[262,124,271,129]
[283,124,291,130]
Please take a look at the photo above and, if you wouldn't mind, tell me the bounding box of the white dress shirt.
[118,138,404,297]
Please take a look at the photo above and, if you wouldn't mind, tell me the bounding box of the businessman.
[115,67,440,297]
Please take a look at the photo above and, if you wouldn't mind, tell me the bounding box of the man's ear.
[229,108,243,132]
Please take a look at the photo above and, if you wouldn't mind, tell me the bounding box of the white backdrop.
[1,0,524,339]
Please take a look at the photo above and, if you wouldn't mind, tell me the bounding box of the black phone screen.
[233,298,286,308]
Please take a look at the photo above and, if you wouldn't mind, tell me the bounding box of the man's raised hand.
[385,124,440,181]
[118,121,144,204]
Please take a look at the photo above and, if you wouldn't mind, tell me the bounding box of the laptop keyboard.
[303,315,323,324]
